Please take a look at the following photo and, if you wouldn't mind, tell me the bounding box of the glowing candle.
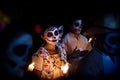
[61,63,69,74]
[28,62,35,71]
[88,37,92,43]
[86,37,93,49]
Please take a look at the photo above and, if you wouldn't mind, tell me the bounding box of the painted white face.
[58,25,64,41]
[73,19,82,34]
[43,26,59,45]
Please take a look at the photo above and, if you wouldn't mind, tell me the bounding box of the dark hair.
[40,19,57,36]
[67,16,83,25]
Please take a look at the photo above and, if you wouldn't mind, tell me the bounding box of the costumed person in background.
[57,25,64,43]
[62,18,103,80]
[57,25,65,51]
[29,21,69,80]
[62,18,93,60]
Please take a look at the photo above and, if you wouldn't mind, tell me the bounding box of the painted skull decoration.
[43,26,59,45]
[103,32,120,55]
[102,32,120,75]
[4,32,33,79]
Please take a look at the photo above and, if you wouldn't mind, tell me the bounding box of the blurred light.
[34,24,41,33]
[103,14,119,29]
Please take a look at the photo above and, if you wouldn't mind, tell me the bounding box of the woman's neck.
[44,44,56,50]
[44,44,58,55]
[72,32,80,40]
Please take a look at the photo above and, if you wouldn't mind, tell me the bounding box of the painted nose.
[53,36,56,39]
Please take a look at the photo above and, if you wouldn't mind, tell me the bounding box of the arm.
[32,50,44,79]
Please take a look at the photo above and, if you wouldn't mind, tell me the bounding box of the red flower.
[34,24,41,33]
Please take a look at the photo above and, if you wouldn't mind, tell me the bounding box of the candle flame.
[28,62,35,71]
[88,38,92,43]
[61,63,69,74]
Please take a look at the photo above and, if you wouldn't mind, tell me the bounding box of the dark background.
[0,1,120,80]
[1,0,120,25]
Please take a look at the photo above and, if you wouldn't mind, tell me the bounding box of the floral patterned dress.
[32,45,67,80]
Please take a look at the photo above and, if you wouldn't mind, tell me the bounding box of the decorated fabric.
[32,45,67,79]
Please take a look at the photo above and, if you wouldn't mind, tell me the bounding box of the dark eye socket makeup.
[47,30,58,37]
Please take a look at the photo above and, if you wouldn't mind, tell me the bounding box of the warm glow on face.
[28,62,35,71]
[61,63,69,74]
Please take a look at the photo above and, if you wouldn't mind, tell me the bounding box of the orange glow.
[28,62,35,71]
[88,38,92,43]
[61,63,69,74]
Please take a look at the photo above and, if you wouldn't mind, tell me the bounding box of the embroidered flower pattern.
[32,45,67,79]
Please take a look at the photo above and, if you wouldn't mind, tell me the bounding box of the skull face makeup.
[72,19,82,34]
[58,25,64,41]
[42,26,59,45]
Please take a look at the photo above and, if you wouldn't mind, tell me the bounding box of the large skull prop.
[103,32,120,55]
[102,32,120,75]
[42,26,59,45]
[4,32,33,79]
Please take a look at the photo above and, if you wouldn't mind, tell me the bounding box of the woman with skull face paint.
[62,18,93,79]
[31,22,69,80]
[62,18,93,59]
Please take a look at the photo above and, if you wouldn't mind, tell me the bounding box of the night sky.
[0,0,120,33]
[1,0,120,22]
